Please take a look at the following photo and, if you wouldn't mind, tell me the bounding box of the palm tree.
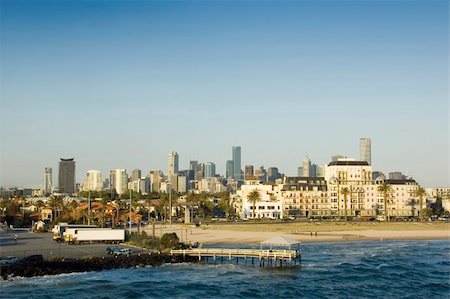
[378,182,393,221]
[415,187,427,221]
[247,190,261,221]
[340,187,350,221]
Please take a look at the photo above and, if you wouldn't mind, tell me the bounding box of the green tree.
[378,182,393,221]
[247,190,261,221]
[415,187,427,221]
[340,187,350,221]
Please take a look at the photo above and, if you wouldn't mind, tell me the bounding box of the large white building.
[84,170,103,192]
[325,158,372,217]
[110,169,128,195]
[237,179,283,220]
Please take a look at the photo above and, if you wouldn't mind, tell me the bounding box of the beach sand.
[145,222,450,245]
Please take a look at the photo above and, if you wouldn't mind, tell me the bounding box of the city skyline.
[1,1,448,187]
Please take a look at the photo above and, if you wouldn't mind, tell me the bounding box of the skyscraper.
[84,170,103,191]
[360,138,372,165]
[131,169,141,182]
[244,165,254,179]
[110,169,128,195]
[58,158,75,194]
[168,150,179,176]
[226,160,234,179]
[302,156,311,177]
[189,160,198,173]
[204,162,216,178]
[232,146,242,180]
[44,167,52,195]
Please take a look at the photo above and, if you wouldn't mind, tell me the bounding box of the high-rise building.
[244,165,254,179]
[131,169,141,182]
[84,170,103,191]
[360,138,371,165]
[44,167,52,195]
[226,160,234,179]
[255,166,267,182]
[150,171,162,193]
[58,158,75,194]
[189,161,198,173]
[267,167,281,182]
[110,169,128,195]
[232,146,242,180]
[204,162,216,178]
[302,156,311,177]
[168,150,179,176]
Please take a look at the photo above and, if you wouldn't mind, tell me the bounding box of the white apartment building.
[237,179,283,220]
[84,170,103,192]
[325,158,372,218]
[110,169,128,195]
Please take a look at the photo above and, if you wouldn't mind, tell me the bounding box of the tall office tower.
[189,161,198,173]
[58,158,75,194]
[204,162,216,178]
[85,170,103,191]
[131,169,141,182]
[302,156,311,177]
[110,169,128,195]
[255,166,267,182]
[267,167,281,182]
[232,146,242,180]
[103,178,110,190]
[244,165,254,179]
[150,170,162,193]
[360,138,372,165]
[168,150,179,176]
[226,160,234,179]
[44,167,52,195]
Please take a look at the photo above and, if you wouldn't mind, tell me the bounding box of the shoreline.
[146,222,450,246]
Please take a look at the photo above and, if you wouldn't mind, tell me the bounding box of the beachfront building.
[324,158,372,218]
[280,176,330,218]
[238,179,283,220]
[379,179,421,218]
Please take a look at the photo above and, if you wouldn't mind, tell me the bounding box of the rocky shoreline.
[0,253,198,280]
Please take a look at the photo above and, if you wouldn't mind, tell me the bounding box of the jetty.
[171,236,301,267]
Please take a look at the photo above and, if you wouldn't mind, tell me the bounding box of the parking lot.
[0,229,137,260]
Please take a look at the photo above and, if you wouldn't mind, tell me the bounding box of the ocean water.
[1,240,449,299]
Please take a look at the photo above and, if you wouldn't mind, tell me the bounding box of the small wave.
[375,263,389,270]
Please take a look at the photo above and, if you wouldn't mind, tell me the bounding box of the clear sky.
[0,0,448,188]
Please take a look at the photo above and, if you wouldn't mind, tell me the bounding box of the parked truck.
[64,228,125,244]
[52,223,96,242]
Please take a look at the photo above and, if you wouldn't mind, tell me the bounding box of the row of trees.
[0,190,237,227]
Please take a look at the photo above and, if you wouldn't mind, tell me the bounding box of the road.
[0,229,137,260]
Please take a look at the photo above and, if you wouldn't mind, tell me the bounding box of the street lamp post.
[169,183,172,227]
[129,189,132,235]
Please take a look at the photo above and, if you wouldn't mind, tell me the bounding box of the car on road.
[105,247,121,255]
[0,256,18,265]
[115,248,133,256]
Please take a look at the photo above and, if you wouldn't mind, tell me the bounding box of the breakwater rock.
[1,253,198,280]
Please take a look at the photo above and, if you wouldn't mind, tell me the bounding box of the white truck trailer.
[52,223,96,242]
[64,228,125,244]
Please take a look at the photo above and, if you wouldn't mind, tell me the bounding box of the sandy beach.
[146,222,450,246]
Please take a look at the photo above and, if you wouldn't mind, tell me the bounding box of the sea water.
[1,240,449,298]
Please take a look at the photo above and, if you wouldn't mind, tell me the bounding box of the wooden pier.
[170,248,301,267]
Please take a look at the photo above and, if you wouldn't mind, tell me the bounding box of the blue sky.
[1,0,448,188]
